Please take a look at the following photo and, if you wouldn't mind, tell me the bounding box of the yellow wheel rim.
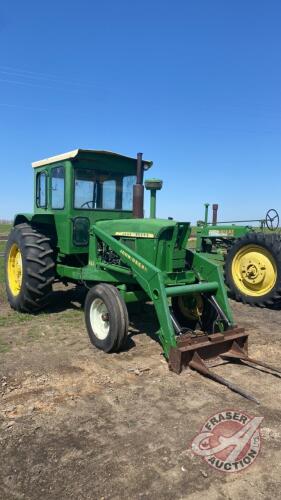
[7,243,23,296]
[178,293,204,321]
[232,244,276,297]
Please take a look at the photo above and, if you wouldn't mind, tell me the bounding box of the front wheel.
[84,284,129,353]
[172,293,204,330]
[172,293,221,333]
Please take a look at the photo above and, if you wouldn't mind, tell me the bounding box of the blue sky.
[0,0,280,223]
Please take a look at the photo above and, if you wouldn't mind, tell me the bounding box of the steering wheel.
[265,209,279,231]
[81,200,95,209]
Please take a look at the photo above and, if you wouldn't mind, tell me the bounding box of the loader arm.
[92,225,222,357]
[93,224,177,356]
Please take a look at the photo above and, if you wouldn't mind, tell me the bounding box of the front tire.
[5,223,55,312]
[84,284,128,353]
[225,232,281,307]
[172,293,220,333]
[172,294,203,330]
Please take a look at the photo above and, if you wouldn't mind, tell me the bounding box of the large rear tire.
[5,223,55,312]
[225,232,281,307]
[84,284,129,353]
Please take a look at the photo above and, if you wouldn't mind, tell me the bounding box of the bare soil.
[0,286,281,500]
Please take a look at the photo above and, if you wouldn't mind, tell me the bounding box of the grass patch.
[0,336,10,353]
[53,309,83,321]
[0,241,6,253]
[0,249,5,301]
[0,223,11,234]
[0,311,34,327]
[27,326,43,340]
[0,259,4,283]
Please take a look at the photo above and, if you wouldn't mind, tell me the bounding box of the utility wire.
[0,64,98,89]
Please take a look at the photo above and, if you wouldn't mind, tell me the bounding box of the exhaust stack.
[133,152,144,218]
[212,204,219,225]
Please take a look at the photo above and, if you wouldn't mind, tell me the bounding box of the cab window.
[102,180,116,209]
[74,170,95,209]
[122,176,136,210]
[36,171,47,208]
[51,166,65,209]
[74,169,136,210]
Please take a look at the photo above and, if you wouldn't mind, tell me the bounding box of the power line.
[0,65,100,90]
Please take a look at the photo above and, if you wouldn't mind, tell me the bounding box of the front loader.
[5,149,281,403]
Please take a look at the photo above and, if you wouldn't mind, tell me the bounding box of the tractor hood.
[94,218,191,273]
[95,218,191,239]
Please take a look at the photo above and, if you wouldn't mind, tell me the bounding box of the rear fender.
[13,213,33,226]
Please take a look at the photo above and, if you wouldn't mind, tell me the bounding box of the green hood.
[95,218,190,239]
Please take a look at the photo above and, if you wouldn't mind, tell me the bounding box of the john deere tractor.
[5,149,281,401]
[195,203,281,307]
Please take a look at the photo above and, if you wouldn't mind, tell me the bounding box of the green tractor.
[195,203,281,308]
[5,149,281,402]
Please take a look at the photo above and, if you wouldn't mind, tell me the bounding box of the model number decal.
[114,231,155,238]
[208,229,235,236]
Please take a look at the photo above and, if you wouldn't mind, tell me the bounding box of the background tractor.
[195,203,281,307]
[4,149,281,401]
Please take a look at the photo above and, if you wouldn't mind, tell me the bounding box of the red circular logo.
[191,410,263,473]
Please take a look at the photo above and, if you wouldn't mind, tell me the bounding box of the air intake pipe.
[145,179,163,218]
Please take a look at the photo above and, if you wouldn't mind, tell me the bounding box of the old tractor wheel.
[84,284,129,353]
[172,293,204,330]
[5,223,55,312]
[172,293,221,333]
[225,232,281,307]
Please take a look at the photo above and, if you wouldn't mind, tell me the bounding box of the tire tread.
[5,223,55,312]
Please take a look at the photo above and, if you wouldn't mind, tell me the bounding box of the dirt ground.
[0,285,281,500]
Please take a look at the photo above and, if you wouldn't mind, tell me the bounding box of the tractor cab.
[14,149,192,273]
[20,149,153,255]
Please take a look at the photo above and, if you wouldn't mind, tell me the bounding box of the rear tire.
[5,223,55,312]
[225,232,281,307]
[84,284,128,353]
